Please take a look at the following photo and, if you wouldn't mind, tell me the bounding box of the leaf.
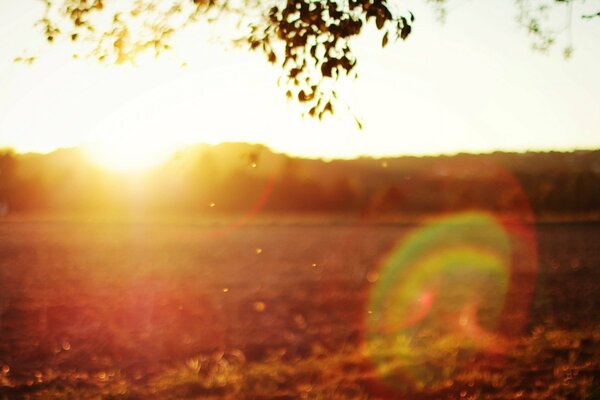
[400,24,411,40]
[375,14,384,29]
[321,61,333,78]
[355,116,363,130]
[382,31,389,48]
[324,101,333,114]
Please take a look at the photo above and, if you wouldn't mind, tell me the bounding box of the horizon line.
[1,141,599,162]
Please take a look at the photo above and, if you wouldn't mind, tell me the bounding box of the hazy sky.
[0,0,599,166]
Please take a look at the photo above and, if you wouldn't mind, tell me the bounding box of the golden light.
[1,1,599,160]
[84,135,176,172]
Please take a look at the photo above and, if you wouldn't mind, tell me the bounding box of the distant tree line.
[0,145,599,220]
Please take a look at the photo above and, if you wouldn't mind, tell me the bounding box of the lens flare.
[364,211,536,392]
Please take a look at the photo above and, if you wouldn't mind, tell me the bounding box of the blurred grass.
[1,325,597,399]
[0,219,598,399]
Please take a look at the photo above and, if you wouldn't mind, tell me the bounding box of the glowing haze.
[0,0,599,171]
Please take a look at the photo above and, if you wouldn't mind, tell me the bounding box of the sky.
[0,0,599,168]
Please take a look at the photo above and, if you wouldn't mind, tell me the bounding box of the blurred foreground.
[0,217,598,399]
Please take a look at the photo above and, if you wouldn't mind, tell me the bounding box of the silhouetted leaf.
[355,116,363,130]
[35,0,424,119]
[401,24,411,40]
[376,14,385,29]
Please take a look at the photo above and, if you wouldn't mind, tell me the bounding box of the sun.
[84,136,175,172]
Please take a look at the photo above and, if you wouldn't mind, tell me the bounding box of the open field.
[0,217,598,399]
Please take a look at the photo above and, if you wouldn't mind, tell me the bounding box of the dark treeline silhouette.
[0,143,598,219]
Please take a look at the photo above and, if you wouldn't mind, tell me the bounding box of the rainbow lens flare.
[364,211,535,392]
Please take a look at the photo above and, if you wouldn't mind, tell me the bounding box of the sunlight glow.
[1,1,599,158]
[84,135,176,172]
